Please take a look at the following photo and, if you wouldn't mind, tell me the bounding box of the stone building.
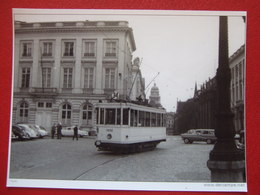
[174,44,245,134]
[165,112,175,135]
[230,44,245,132]
[12,20,145,132]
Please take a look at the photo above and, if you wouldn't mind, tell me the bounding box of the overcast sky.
[14,9,246,112]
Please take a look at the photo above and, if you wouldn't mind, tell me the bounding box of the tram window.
[123,108,129,125]
[139,111,145,127]
[145,112,150,127]
[96,108,99,124]
[157,113,161,127]
[130,109,138,127]
[162,114,166,127]
[151,113,156,127]
[105,109,116,125]
[116,108,121,125]
[100,108,104,124]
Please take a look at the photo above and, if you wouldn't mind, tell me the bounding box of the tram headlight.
[107,134,112,139]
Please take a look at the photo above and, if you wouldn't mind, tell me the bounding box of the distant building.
[12,20,145,132]
[149,83,162,108]
[230,44,245,132]
[175,78,217,134]
[174,44,245,134]
[165,112,176,135]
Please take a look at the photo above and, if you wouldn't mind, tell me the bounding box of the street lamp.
[207,16,245,182]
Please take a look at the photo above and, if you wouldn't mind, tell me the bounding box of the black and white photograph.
[7,9,247,192]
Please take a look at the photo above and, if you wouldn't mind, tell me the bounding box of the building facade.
[175,44,245,134]
[230,44,245,132]
[13,20,144,132]
[165,112,175,135]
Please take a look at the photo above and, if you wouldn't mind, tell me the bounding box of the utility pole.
[207,16,245,182]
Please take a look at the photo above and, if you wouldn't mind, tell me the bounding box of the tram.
[94,101,166,153]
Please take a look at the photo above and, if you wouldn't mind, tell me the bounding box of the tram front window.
[116,108,121,125]
[106,109,116,124]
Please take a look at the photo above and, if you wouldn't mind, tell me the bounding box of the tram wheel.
[136,144,143,153]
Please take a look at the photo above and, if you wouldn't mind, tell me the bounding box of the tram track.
[73,154,130,180]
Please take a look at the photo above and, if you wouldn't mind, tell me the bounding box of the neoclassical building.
[230,44,245,132]
[12,20,145,132]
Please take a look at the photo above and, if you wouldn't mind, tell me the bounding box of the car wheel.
[184,138,190,144]
[206,139,212,144]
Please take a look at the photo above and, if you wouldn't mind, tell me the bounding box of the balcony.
[29,87,58,97]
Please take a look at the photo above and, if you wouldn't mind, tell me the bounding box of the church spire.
[194,82,198,98]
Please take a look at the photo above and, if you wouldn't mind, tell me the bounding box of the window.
[123,108,129,125]
[139,111,145,127]
[130,109,138,127]
[145,112,150,127]
[96,108,99,124]
[157,113,161,127]
[38,102,44,108]
[105,68,115,89]
[42,67,51,88]
[82,104,93,125]
[21,68,30,88]
[19,102,29,122]
[63,68,73,88]
[22,42,32,57]
[105,109,116,125]
[100,108,104,124]
[105,40,117,57]
[42,42,53,56]
[63,42,74,57]
[61,103,71,125]
[116,108,121,125]
[151,113,156,127]
[84,68,94,88]
[46,103,52,108]
[84,41,96,57]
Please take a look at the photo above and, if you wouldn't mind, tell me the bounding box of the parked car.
[11,130,18,141]
[16,124,38,139]
[30,124,48,138]
[12,125,30,141]
[61,126,88,137]
[181,129,217,144]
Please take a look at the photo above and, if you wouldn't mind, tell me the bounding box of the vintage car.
[181,129,217,144]
[61,126,88,137]
[16,124,38,139]
[12,125,30,141]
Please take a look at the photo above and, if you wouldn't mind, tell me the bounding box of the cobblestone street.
[9,136,213,182]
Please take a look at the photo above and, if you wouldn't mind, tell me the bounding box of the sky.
[14,9,246,112]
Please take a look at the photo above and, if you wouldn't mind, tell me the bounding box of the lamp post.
[207,16,245,182]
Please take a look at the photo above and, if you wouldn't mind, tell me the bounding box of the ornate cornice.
[15,26,131,34]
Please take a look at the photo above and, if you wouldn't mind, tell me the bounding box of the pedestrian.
[57,122,62,139]
[73,125,78,140]
[51,123,56,139]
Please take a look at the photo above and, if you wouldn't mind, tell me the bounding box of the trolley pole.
[207,16,245,182]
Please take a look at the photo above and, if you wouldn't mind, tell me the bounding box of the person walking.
[51,123,56,139]
[57,123,62,139]
[73,125,78,140]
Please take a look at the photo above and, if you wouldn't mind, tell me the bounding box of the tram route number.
[106,129,113,132]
